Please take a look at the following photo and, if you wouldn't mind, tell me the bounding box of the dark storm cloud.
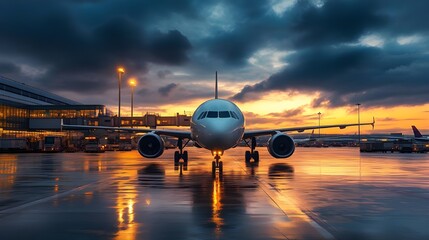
[227,0,429,107]
[1,0,428,108]
[205,0,385,65]
[0,62,20,75]
[137,83,233,105]
[157,70,172,79]
[0,0,194,93]
[232,44,429,107]
[158,83,178,96]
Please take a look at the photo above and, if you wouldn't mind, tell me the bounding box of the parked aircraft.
[62,72,375,173]
[412,126,429,142]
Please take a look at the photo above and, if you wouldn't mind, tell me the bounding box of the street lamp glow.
[117,67,125,129]
[128,78,137,87]
[129,78,137,128]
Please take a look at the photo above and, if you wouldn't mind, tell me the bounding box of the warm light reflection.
[98,159,103,172]
[115,185,137,240]
[84,159,90,172]
[0,156,17,189]
[211,175,224,234]
[114,153,140,240]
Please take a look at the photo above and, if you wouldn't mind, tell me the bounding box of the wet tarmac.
[0,148,428,240]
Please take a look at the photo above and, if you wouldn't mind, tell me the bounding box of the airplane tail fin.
[412,125,423,138]
[309,129,315,140]
[215,71,218,99]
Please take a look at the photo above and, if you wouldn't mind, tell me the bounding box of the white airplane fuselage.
[190,99,245,152]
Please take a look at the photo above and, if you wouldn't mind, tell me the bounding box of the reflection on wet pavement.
[0,148,428,239]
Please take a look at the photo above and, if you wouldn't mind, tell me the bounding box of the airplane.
[412,126,429,142]
[293,130,316,143]
[62,72,375,173]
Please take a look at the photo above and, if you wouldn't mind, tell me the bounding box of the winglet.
[215,71,218,99]
[371,117,375,130]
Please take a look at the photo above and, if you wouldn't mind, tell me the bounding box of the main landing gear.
[174,138,190,171]
[212,151,223,175]
[244,137,259,164]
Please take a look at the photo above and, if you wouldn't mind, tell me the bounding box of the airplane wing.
[243,118,375,139]
[61,124,192,139]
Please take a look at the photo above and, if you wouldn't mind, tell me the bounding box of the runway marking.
[235,160,335,240]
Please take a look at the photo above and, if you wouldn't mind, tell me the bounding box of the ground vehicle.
[0,138,29,152]
[118,136,132,151]
[84,136,105,153]
[43,136,63,152]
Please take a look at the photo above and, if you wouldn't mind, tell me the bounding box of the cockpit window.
[230,111,239,119]
[206,111,218,118]
[197,111,206,120]
[219,111,230,118]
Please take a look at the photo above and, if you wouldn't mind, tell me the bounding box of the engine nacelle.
[267,133,295,158]
[137,133,164,158]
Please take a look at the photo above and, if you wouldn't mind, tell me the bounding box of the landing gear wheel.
[183,151,188,166]
[219,161,223,174]
[174,151,180,166]
[245,151,251,163]
[253,151,259,162]
[212,161,216,174]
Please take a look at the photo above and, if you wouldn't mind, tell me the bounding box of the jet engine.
[267,132,295,158]
[137,133,164,158]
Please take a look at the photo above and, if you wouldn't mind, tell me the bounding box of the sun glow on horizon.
[108,85,428,136]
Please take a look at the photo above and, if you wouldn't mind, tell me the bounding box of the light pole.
[356,103,361,146]
[318,112,321,138]
[117,67,125,128]
[128,78,137,128]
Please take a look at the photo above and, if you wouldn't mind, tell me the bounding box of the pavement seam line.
[234,158,336,240]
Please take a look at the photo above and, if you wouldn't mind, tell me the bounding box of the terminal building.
[0,76,191,151]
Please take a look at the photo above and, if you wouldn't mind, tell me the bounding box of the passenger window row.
[197,111,239,120]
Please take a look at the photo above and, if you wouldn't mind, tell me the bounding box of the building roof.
[0,75,81,105]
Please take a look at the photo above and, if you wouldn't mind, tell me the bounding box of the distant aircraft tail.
[412,125,423,138]
[309,129,315,140]
[215,71,218,99]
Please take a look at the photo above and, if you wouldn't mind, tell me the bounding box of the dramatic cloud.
[158,83,178,96]
[268,108,305,118]
[0,62,20,75]
[0,0,428,110]
[137,83,233,105]
[229,0,429,108]
[157,70,172,79]
[0,0,193,93]
[232,44,429,107]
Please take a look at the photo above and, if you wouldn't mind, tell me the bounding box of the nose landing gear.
[212,152,223,175]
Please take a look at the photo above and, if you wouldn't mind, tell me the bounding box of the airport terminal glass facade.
[28,105,107,119]
[0,102,28,130]
[0,76,110,139]
[0,102,108,137]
